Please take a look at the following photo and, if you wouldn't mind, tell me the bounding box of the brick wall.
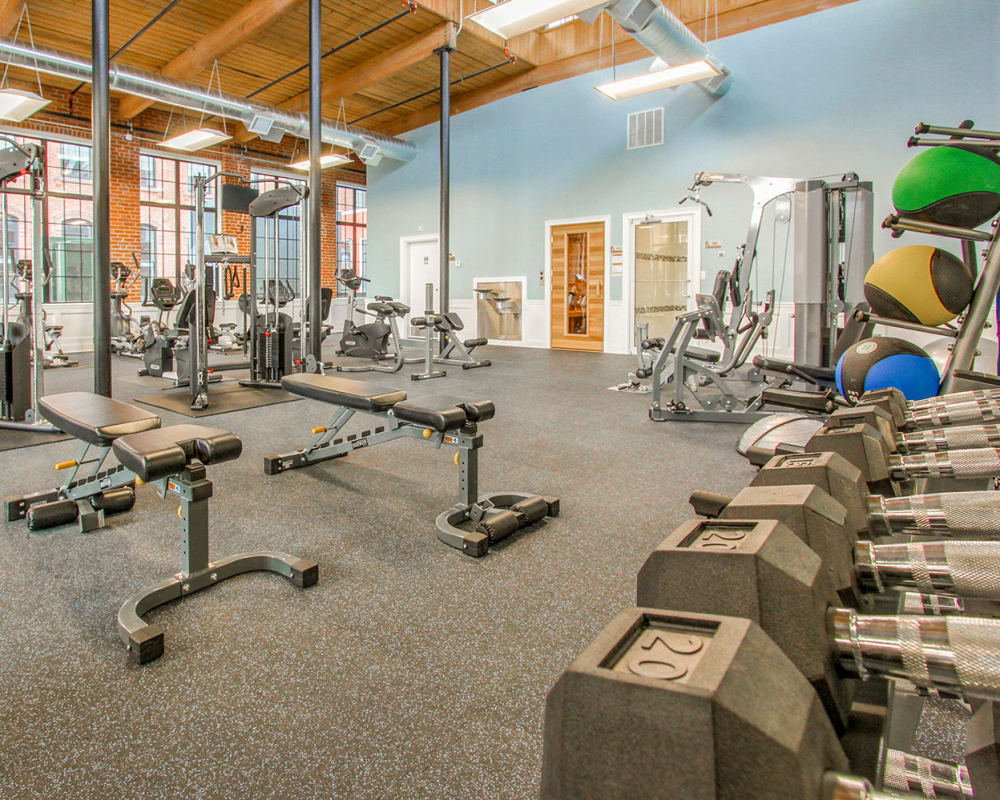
[2,80,365,304]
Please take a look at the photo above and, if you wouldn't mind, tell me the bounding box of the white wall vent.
[627,107,664,150]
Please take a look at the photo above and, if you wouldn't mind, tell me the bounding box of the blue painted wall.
[366,0,1000,303]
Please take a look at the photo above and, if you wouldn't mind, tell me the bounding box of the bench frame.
[120,460,317,663]
[265,401,557,557]
[4,440,136,532]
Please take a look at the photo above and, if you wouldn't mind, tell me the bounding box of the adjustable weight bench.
[267,373,558,557]
[5,392,318,663]
[4,392,159,532]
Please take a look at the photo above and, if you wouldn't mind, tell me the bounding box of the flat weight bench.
[267,373,558,557]
[5,392,318,663]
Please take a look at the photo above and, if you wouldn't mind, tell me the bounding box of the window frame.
[0,125,96,304]
[138,149,221,304]
[335,183,367,293]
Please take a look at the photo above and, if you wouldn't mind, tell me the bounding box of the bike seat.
[367,302,393,314]
[387,301,410,315]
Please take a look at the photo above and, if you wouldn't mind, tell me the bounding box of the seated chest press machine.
[3,392,317,663]
[267,373,559,557]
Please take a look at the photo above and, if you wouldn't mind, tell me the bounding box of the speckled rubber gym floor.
[0,346,963,799]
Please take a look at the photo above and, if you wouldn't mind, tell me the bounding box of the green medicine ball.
[863,245,974,326]
[892,146,1000,228]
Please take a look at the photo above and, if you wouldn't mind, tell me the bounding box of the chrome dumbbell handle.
[882,749,973,799]
[897,591,966,615]
[856,541,1000,599]
[829,608,1000,701]
[867,491,1000,537]
[908,397,1000,430]
[888,448,1000,482]
[897,423,1000,454]
[909,388,1000,411]
[822,773,922,800]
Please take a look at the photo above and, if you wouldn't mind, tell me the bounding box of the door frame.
[622,207,701,354]
[399,233,439,335]
[543,214,612,351]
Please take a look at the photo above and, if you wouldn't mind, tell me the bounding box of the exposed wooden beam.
[236,22,456,144]
[288,22,455,112]
[0,0,23,37]
[117,0,304,120]
[376,38,647,137]
[375,0,859,136]
[409,0,548,65]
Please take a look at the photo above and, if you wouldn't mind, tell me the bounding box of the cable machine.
[0,137,57,433]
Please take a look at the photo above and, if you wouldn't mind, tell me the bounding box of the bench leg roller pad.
[90,485,136,515]
[27,499,79,531]
[437,492,560,557]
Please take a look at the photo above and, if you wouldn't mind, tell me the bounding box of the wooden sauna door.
[550,222,605,351]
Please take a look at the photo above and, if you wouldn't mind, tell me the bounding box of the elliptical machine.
[335,269,393,360]
[11,256,77,369]
[110,256,145,358]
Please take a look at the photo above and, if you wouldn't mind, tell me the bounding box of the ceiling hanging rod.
[350,56,513,125]
[247,0,417,99]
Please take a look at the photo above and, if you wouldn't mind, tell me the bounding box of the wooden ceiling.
[0,0,857,147]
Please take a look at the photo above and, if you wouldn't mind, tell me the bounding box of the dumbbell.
[807,405,1000,488]
[541,606,929,800]
[861,387,1000,431]
[690,484,1000,608]
[636,518,1000,733]
[749,450,1000,540]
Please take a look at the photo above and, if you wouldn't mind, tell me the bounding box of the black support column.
[307,0,322,366]
[436,43,453,351]
[92,0,112,396]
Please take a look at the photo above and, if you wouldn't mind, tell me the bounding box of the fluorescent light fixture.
[161,127,232,152]
[596,59,720,100]
[468,0,598,39]
[290,153,352,170]
[0,88,50,122]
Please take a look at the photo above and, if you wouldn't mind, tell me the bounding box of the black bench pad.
[392,397,494,432]
[113,424,242,483]
[281,373,406,412]
[406,396,495,425]
[39,392,161,446]
[685,346,721,364]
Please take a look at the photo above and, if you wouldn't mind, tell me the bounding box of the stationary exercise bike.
[335,268,392,360]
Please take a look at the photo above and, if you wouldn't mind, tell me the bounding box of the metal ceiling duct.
[0,37,417,163]
[583,0,731,96]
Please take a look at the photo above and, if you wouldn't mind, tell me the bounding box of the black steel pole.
[307,0,322,366]
[437,44,453,352]
[92,0,112,396]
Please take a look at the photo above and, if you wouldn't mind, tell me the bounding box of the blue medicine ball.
[835,337,940,404]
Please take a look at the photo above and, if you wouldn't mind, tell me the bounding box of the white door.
[405,238,439,336]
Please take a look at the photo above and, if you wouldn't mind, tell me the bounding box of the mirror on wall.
[475,278,525,343]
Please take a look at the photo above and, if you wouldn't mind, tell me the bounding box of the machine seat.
[39,392,160,446]
[386,301,410,315]
[367,301,393,314]
[440,312,464,331]
[685,346,721,363]
[281,373,406,412]
[113,424,242,483]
